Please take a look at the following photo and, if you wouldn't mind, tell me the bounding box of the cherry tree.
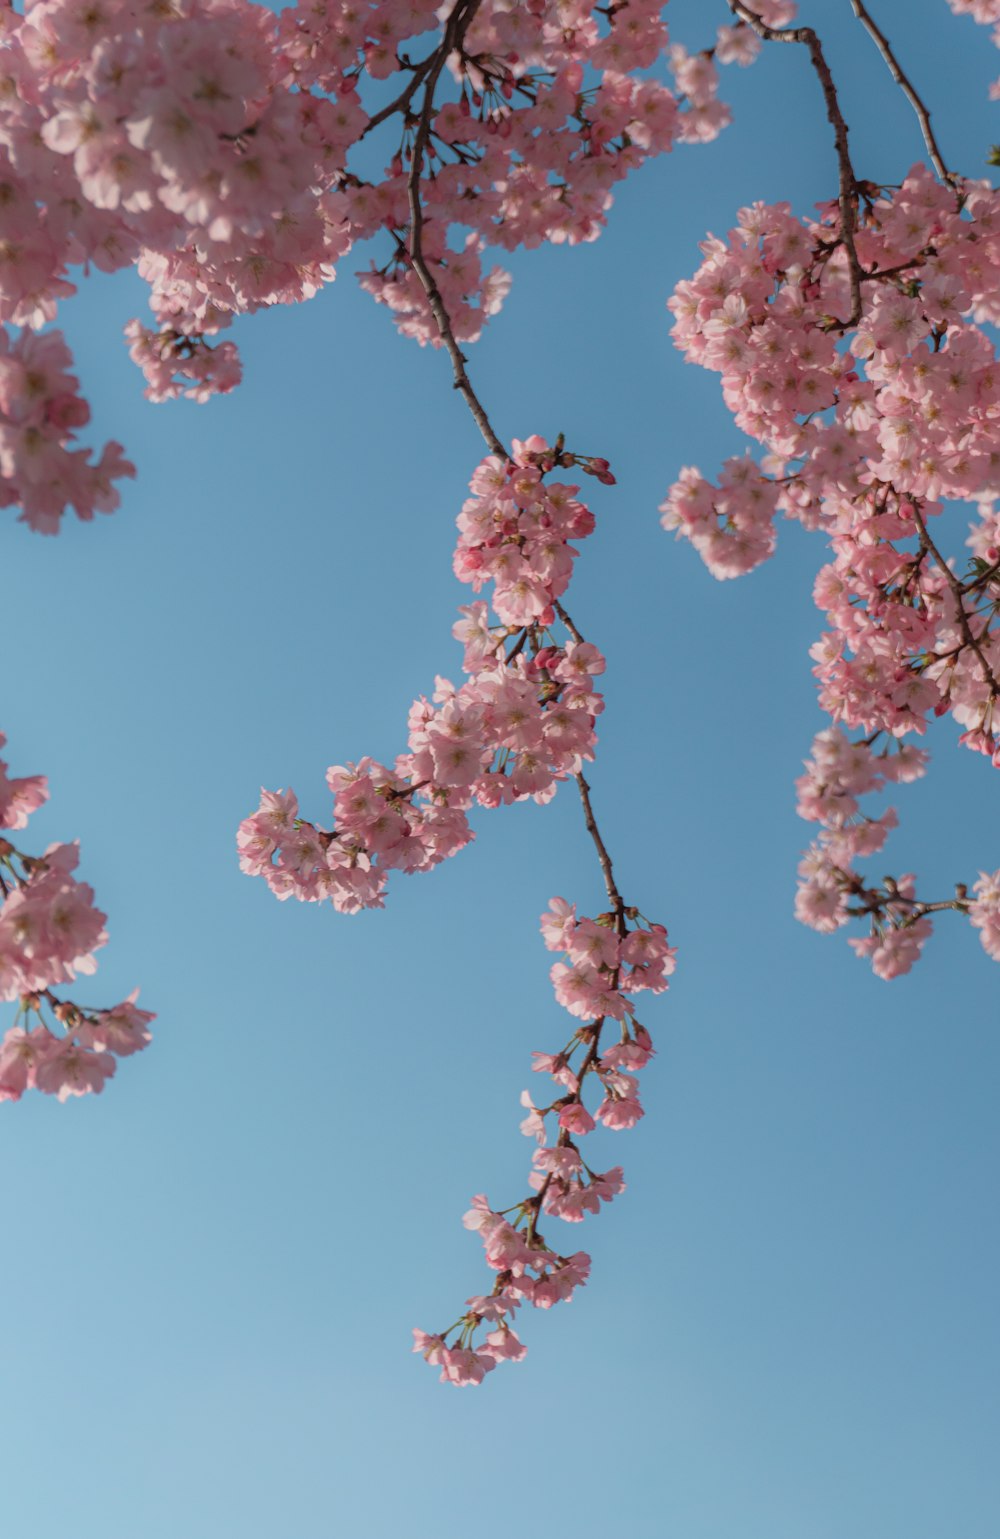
[1,0,998,1388]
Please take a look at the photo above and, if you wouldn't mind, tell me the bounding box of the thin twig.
[552,599,584,644]
[574,773,627,930]
[728,2,864,325]
[911,501,1000,699]
[846,0,957,186]
[403,9,630,935]
[552,599,626,925]
[960,557,1000,594]
[405,0,506,456]
[360,53,438,139]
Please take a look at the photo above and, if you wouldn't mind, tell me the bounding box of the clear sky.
[2,3,998,1536]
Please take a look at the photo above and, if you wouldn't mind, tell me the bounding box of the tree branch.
[911,501,1000,700]
[574,772,627,933]
[846,0,957,186]
[728,2,864,325]
[402,12,631,945]
[360,53,438,140]
[405,0,506,457]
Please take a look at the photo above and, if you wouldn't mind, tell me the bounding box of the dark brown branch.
[551,598,627,929]
[911,501,1000,699]
[405,0,506,457]
[847,0,957,186]
[574,773,627,931]
[402,10,631,953]
[728,2,864,325]
[552,598,584,644]
[504,628,529,664]
[360,53,439,139]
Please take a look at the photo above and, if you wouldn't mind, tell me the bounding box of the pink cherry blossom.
[414,894,667,1380]
[0,732,153,1104]
[666,164,1000,978]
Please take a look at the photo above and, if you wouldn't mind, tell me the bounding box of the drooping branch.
[553,601,627,930]
[405,0,506,457]
[386,5,668,1384]
[0,753,155,1104]
[400,11,633,917]
[574,772,627,932]
[727,2,864,325]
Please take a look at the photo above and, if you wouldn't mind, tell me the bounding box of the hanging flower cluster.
[0,733,153,1104]
[238,437,609,910]
[413,895,673,1385]
[664,166,1000,974]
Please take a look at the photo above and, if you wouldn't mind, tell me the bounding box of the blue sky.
[2,3,998,1536]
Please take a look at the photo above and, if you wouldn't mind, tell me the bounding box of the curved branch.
[727,2,863,325]
[847,0,957,186]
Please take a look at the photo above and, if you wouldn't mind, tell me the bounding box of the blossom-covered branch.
[662,142,1000,973]
[239,438,613,910]
[0,330,133,535]
[403,0,504,456]
[0,0,762,530]
[414,896,673,1385]
[6,0,997,1386]
[239,428,670,1381]
[727,1,864,325]
[0,734,154,1103]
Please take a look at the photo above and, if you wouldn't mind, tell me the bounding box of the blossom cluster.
[0,0,794,530]
[335,0,735,326]
[413,895,674,1385]
[667,169,1000,536]
[0,734,47,832]
[660,454,780,579]
[663,166,1000,974]
[123,322,243,405]
[238,432,671,1380]
[0,732,153,1103]
[794,726,935,979]
[238,437,607,911]
[968,868,1000,960]
[8,0,356,339]
[0,329,133,534]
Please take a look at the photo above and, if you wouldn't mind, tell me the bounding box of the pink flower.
[76,991,154,1057]
[34,1041,117,1101]
[0,1025,53,1102]
[558,1101,596,1136]
[437,1346,497,1386]
[596,1094,644,1131]
[969,871,1000,961]
[0,737,48,830]
[483,1325,527,1362]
